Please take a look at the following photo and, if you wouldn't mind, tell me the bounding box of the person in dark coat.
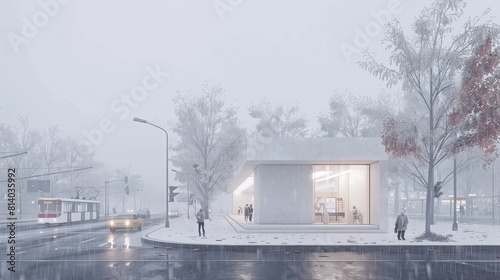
[249,204,253,222]
[196,209,205,237]
[244,204,249,221]
[395,211,409,240]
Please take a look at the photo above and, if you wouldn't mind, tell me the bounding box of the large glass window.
[62,202,69,213]
[38,200,61,214]
[313,165,370,224]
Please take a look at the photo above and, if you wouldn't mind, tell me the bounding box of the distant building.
[227,137,388,231]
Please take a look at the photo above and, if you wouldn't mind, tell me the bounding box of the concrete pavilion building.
[227,137,389,231]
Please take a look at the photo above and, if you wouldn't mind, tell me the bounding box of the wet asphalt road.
[1,218,499,280]
[1,246,499,280]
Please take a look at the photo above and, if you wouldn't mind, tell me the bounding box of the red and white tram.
[38,198,100,225]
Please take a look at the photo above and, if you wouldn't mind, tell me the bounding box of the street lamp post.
[133,117,170,228]
[492,162,495,225]
[452,157,458,231]
[187,184,190,219]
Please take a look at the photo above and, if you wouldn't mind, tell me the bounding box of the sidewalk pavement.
[141,213,500,247]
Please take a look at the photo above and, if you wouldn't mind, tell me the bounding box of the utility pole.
[105,181,109,216]
[492,162,495,225]
[122,192,125,213]
[187,183,190,219]
[133,191,137,211]
[105,178,127,215]
[172,169,190,219]
[452,158,458,231]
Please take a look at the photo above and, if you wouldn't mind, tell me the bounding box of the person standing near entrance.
[352,206,359,224]
[395,211,409,240]
[249,204,254,222]
[244,204,249,221]
[196,209,205,237]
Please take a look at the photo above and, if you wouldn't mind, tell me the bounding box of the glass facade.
[313,165,370,224]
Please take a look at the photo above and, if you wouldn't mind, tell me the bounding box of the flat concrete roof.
[228,137,387,192]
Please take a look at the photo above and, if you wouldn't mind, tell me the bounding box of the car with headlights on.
[108,213,142,232]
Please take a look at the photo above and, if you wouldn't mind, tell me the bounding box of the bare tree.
[248,97,308,137]
[171,84,245,219]
[318,90,395,137]
[59,136,95,188]
[1,117,40,214]
[38,125,65,195]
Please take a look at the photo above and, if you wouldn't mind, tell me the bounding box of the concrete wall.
[370,161,388,231]
[254,164,313,224]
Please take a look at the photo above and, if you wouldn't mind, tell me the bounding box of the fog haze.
[2,0,499,211]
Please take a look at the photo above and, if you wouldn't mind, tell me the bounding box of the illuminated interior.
[313,165,370,224]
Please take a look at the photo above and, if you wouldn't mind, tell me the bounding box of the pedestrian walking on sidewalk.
[244,204,249,221]
[395,211,409,240]
[249,204,253,222]
[196,209,205,237]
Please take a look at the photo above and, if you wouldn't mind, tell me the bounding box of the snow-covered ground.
[143,213,500,246]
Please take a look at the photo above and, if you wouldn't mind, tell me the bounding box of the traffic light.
[124,176,128,183]
[434,181,443,198]
[125,186,129,195]
[169,186,178,202]
[189,194,194,205]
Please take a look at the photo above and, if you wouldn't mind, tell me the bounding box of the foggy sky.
[2,0,499,210]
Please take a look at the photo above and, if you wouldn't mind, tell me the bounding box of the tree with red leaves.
[451,37,500,166]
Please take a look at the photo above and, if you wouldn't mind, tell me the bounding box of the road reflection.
[106,233,134,249]
[1,246,499,279]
